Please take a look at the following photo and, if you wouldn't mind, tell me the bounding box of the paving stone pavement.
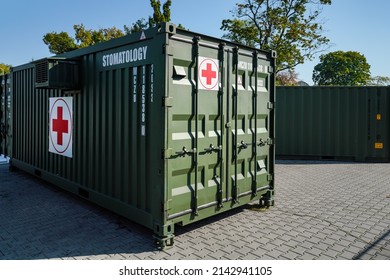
[0,161,389,260]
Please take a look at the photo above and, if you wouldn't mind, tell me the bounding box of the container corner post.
[153,222,175,250]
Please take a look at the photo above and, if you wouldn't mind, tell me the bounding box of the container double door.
[166,44,273,220]
[364,88,390,161]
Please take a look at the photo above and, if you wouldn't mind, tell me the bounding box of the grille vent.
[35,60,49,84]
[34,58,79,89]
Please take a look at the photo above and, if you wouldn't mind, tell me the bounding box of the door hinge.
[267,102,274,109]
[267,138,274,145]
[267,174,274,181]
[163,96,173,107]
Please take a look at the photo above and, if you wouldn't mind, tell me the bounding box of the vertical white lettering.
[141,65,146,136]
[150,64,154,103]
[142,95,146,122]
[133,68,137,103]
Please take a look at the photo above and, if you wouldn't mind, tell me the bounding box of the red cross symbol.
[201,63,217,85]
[52,106,69,145]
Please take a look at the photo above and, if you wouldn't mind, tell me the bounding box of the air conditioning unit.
[34,58,80,89]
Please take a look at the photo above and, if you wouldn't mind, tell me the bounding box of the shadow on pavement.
[353,229,390,260]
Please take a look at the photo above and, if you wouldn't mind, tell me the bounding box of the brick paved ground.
[0,161,389,260]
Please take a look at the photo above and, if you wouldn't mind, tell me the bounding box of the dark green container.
[276,86,390,162]
[0,74,11,157]
[6,23,276,248]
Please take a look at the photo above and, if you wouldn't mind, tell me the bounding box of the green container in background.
[4,23,276,248]
[276,86,390,162]
[0,74,11,157]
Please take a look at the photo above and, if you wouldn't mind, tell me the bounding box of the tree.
[124,1,172,34]
[124,19,151,34]
[276,70,299,85]
[43,31,78,54]
[0,63,11,75]
[43,0,172,54]
[43,25,126,55]
[221,0,332,73]
[368,76,390,86]
[312,51,371,86]
[149,0,171,25]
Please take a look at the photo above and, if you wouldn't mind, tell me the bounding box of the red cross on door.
[202,63,217,85]
[198,57,219,91]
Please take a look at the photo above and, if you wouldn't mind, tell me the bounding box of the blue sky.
[1,0,389,84]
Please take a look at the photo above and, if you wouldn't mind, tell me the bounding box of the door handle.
[204,144,222,153]
[175,146,197,157]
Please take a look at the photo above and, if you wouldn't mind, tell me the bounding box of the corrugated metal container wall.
[0,74,11,157]
[9,23,276,248]
[276,86,390,162]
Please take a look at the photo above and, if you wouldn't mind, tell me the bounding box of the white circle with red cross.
[49,97,73,158]
[198,57,219,91]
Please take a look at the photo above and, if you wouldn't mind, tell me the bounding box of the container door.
[195,46,225,211]
[166,37,275,221]
[366,88,390,162]
[166,39,225,219]
[227,49,273,203]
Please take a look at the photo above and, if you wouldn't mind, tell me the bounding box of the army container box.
[6,23,276,248]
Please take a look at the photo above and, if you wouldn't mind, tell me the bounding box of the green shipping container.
[276,86,390,162]
[5,23,276,248]
[0,74,11,158]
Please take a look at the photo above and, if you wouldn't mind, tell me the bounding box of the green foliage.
[74,24,125,48]
[124,1,173,34]
[221,0,332,73]
[0,63,11,75]
[368,76,390,86]
[43,0,174,54]
[124,19,151,34]
[43,25,125,54]
[312,51,371,86]
[149,0,172,24]
[43,32,78,54]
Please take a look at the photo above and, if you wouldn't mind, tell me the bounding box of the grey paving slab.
[1,161,390,260]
